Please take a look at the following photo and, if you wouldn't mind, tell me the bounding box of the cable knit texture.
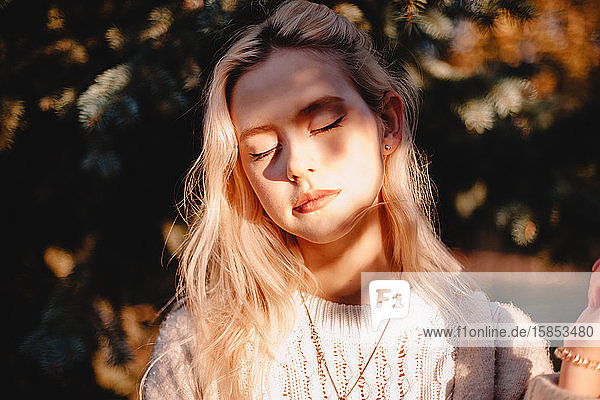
[143,292,597,400]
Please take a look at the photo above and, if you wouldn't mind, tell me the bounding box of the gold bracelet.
[554,347,600,374]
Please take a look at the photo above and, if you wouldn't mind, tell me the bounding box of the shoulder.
[491,301,554,400]
[153,303,194,350]
[490,301,534,325]
[142,303,196,400]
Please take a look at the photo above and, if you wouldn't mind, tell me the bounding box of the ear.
[379,91,403,156]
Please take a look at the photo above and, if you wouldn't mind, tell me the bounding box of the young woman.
[142,1,600,398]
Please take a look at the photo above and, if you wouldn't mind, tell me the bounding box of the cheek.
[349,146,384,192]
[254,181,277,208]
[241,160,263,198]
[339,126,384,197]
[243,165,283,213]
[340,122,383,174]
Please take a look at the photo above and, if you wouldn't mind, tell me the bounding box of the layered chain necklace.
[300,292,392,400]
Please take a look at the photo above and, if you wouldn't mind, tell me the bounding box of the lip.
[293,189,341,214]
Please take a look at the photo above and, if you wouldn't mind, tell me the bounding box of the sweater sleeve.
[491,302,597,400]
[524,373,598,399]
[142,305,196,400]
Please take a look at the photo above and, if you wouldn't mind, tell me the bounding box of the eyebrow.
[238,95,346,141]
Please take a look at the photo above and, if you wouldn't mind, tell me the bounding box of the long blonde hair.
[178,0,473,397]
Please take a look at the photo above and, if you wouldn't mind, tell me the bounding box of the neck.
[297,206,395,305]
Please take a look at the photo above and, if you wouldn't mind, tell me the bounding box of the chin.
[293,223,354,245]
[297,234,342,245]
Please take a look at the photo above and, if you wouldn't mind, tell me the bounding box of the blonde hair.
[176,0,474,398]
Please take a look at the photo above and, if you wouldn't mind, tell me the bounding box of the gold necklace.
[300,292,392,400]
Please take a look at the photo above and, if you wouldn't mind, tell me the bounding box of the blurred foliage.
[1,0,598,398]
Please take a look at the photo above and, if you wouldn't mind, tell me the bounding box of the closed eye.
[250,144,281,161]
[310,114,346,135]
[249,114,346,162]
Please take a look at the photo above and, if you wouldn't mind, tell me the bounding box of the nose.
[285,140,316,182]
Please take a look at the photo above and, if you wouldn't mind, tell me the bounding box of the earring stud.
[384,144,391,150]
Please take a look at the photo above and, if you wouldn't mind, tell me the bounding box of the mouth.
[293,189,341,214]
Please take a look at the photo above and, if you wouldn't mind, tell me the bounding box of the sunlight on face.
[230,48,385,244]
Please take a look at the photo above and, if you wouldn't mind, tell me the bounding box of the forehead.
[229,48,360,135]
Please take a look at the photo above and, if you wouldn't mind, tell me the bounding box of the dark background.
[2,0,598,398]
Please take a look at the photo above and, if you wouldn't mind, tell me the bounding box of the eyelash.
[249,114,346,162]
[310,114,346,135]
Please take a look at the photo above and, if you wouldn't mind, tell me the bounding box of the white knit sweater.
[263,292,455,399]
[143,291,596,400]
